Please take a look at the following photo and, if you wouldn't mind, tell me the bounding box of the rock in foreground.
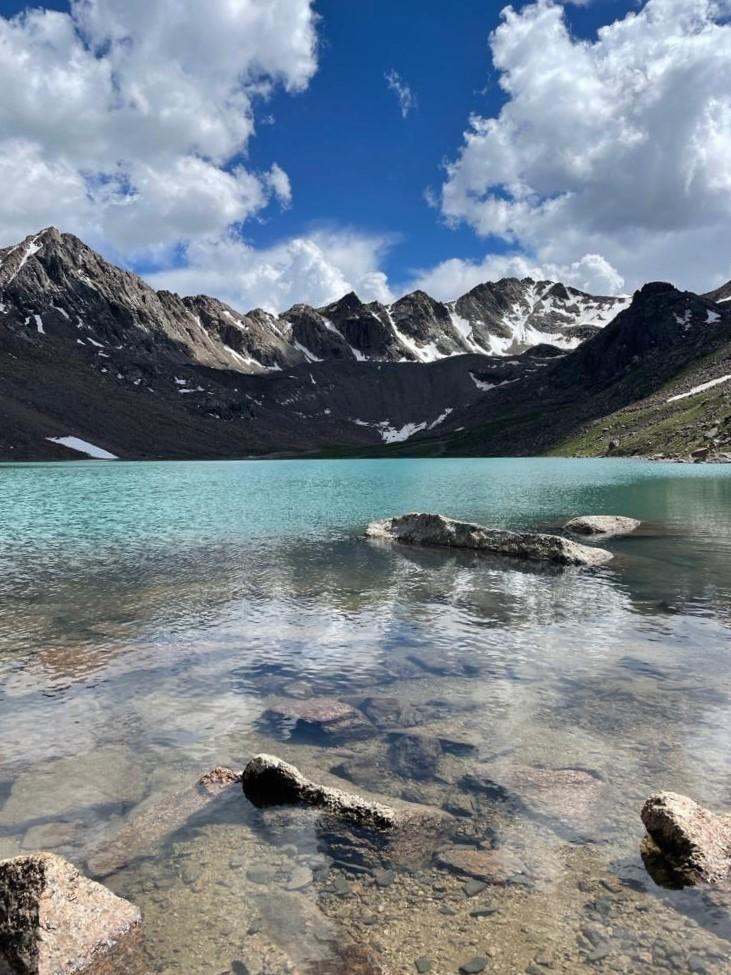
[564,515,641,537]
[244,754,407,827]
[641,792,731,885]
[366,513,612,567]
[0,852,143,975]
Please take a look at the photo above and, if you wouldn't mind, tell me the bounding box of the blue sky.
[246,0,637,283]
[1,0,730,310]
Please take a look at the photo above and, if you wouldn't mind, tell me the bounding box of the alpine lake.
[1,457,730,975]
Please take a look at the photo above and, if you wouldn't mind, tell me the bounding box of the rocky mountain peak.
[0,227,631,380]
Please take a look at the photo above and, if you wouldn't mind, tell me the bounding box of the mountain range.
[0,227,729,461]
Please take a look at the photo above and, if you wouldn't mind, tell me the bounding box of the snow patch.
[667,375,731,403]
[4,237,43,285]
[33,314,45,335]
[381,421,428,443]
[222,345,265,370]
[47,436,118,459]
[293,340,322,363]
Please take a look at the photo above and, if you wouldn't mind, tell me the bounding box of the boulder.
[564,515,641,537]
[244,754,403,828]
[242,754,450,868]
[260,698,376,744]
[0,852,143,975]
[641,791,731,885]
[366,513,612,567]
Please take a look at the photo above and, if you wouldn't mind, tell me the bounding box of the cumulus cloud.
[408,252,625,302]
[148,228,395,313]
[385,70,417,119]
[439,0,731,293]
[0,0,318,254]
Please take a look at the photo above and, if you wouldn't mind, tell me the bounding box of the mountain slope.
[0,227,727,462]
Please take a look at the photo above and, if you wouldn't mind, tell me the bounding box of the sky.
[1,0,730,312]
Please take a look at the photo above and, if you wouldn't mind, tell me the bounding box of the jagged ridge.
[0,228,628,376]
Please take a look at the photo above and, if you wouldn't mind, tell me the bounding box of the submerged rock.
[198,766,243,792]
[358,696,451,729]
[564,515,641,537]
[387,733,443,781]
[463,763,604,832]
[435,846,526,884]
[0,852,143,974]
[261,698,376,744]
[366,513,612,567]
[641,791,731,885]
[87,766,241,877]
[243,754,450,868]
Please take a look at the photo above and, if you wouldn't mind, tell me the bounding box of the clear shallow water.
[1,458,731,974]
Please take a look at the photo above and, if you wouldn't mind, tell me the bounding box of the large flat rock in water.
[0,852,143,974]
[366,513,612,567]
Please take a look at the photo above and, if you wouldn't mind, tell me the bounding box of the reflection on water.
[1,458,731,973]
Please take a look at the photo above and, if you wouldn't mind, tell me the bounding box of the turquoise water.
[1,458,730,974]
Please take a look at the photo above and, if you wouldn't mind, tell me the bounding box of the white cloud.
[0,0,318,253]
[148,228,395,313]
[385,70,417,119]
[439,0,731,293]
[408,251,625,302]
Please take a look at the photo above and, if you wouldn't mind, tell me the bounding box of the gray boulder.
[366,513,612,567]
[564,515,641,537]
[0,852,143,974]
[641,791,731,885]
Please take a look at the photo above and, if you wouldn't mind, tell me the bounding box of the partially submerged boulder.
[641,791,731,885]
[260,698,376,744]
[366,513,612,567]
[243,754,450,868]
[564,515,641,537]
[0,852,143,975]
[244,754,404,828]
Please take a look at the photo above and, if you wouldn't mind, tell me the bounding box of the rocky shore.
[5,737,730,975]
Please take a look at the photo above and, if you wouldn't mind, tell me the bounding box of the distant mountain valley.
[0,227,729,462]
